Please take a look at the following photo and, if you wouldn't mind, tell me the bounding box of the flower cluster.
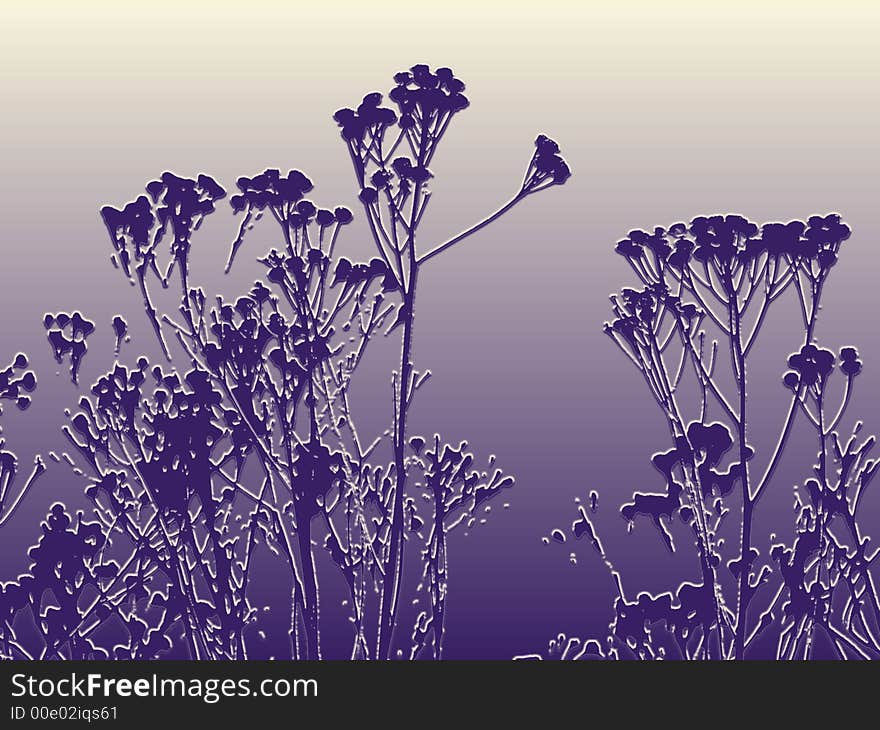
[44,311,95,383]
[148,172,225,250]
[389,64,470,127]
[783,344,862,392]
[522,135,571,192]
[2,65,566,662]
[533,210,876,661]
[0,353,36,412]
[334,93,398,146]
[839,346,863,377]
[226,169,353,273]
[615,214,851,277]
[100,195,155,278]
[102,172,225,283]
[229,169,313,213]
[783,344,836,390]
[102,174,227,359]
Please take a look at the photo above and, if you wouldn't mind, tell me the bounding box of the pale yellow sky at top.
[1,1,878,82]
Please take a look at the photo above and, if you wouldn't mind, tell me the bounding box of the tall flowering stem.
[528,212,878,661]
[0,67,564,661]
[335,64,569,658]
[600,215,852,658]
[524,213,874,661]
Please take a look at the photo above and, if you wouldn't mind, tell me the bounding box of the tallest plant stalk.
[378,119,426,659]
[379,279,416,659]
[379,114,429,658]
[336,64,570,659]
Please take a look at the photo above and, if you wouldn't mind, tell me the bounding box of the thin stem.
[417,194,524,266]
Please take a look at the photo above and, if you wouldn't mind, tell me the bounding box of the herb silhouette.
[0,65,566,660]
[0,353,47,659]
[44,312,95,384]
[526,214,880,660]
[335,63,568,657]
[0,353,43,530]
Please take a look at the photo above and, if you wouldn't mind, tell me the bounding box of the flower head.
[839,346,862,378]
[785,344,836,389]
[44,311,95,384]
[523,135,571,192]
[230,169,313,213]
[0,353,37,413]
[333,93,398,144]
[389,64,469,125]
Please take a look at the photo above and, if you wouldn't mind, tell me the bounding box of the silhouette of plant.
[526,213,880,660]
[96,169,382,659]
[407,436,514,659]
[0,64,566,660]
[1,504,110,660]
[0,354,47,659]
[0,353,43,533]
[44,312,95,383]
[335,63,568,658]
[61,360,253,659]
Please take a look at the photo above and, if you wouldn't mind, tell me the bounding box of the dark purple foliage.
[334,63,567,659]
[0,64,563,661]
[528,212,878,661]
[0,354,44,540]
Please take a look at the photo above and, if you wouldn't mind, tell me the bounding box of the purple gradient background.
[1,3,879,658]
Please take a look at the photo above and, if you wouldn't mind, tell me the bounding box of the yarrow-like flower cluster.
[230,169,313,213]
[100,195,155,276]
[0,353,36,413]
[147,172,225,246]
[334,92,399,145]
[522,134,571,192]
[226,169,354,272]
[389,64,469,128]
[101,172,225,279]
[614,214,851,274]
[783,344,862,391]
[335,64,475,201]
[802,213,852,269]
[334,64,469,149]
[44,311,95,384]
[102,173,228,359]
[603,283,699,351]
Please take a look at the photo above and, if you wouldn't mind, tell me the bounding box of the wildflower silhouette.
[335,63,568,658]
[44,311,95,383]
[526,213,880,660]
[112,315,128,355]
[0,353,43,532]
[0,64,566,660]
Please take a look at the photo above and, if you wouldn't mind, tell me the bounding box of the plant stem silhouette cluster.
[527,214,879,661]
[0,65,567,660]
